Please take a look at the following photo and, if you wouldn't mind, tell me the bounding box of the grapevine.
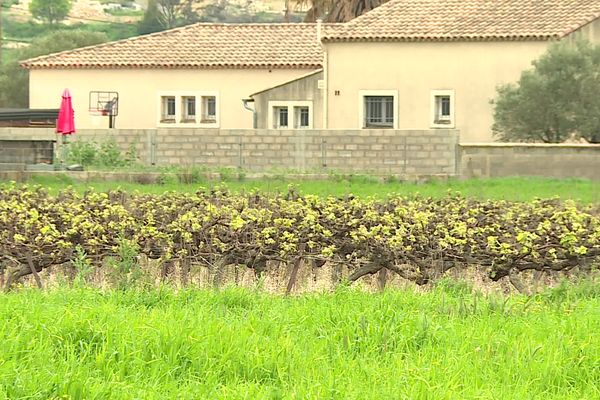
[0,184,598,292]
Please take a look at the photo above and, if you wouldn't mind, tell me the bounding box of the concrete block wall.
[460,143,600,181]
[71,128,460,175]
[3,129,600,180]
[0,128,56,164]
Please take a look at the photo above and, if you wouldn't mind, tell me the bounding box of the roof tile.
[323,0,600,41]
[21,1,600,69]
[22,23,339,69]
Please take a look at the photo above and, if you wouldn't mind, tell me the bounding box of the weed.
[67,140,97,166]
[66,138,137,168]
[177,166,203,184]
[435,277,474,296]
[156,173,177,186]
[217,167,238,181]
[98,139,126,167]
[106,237,142,290]
[384,174,401,184]
[72,245,93,287]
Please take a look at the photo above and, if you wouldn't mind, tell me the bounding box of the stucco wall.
[28,68,314,130]
[566,18,600,44]
[324,40,551,142]
[252,71,324,129]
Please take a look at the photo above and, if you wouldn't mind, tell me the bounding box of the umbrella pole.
[59,134,65,170]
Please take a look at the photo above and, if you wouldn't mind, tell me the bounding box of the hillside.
[1,0,295,60]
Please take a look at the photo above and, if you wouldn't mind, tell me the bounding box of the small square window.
[181,96,196,122]
[431,90,455,128]
[295,107,309,128]
[202,96,216,122]
[161,96,176,122]
[274,107,288,128]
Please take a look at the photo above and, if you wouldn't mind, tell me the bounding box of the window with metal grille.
[274,107,288,128]
[202,96,216,121]
[295,107,309,128]
[161,96,176,122]
[364,96,394,127]
[435,95,451,122]
[182,96,196,122]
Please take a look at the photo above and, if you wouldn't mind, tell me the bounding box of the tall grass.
[1,284,600,399]
[14,175,600,203]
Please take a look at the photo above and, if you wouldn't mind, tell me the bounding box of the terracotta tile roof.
[323,0,600,42]
[22,23,338,69]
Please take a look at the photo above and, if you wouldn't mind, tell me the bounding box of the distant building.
[22,0,600,141]
[22,24,332,130]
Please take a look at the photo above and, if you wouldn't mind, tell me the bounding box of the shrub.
[66,140,97,166]
[66,138,138,168]
[493,40,600,143]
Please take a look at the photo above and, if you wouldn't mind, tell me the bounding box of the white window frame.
[358,90,398,129]
[201,95,217,122]
[430,89,455,129]
[181,96,196,123]
[157,91,219,128]
[268,101,313,129]
[295,106,310,129]
[160,96,176,122]
[273,106,289,128]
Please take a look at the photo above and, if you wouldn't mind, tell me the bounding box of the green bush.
[493,39,600,143]
[66,140,96,166]
[1,0,19,8]
[66,138,138,167]
[98,139,126,167]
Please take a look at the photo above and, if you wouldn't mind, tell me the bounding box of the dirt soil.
[11,257,589,296]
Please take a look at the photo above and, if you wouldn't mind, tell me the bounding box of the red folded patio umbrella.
[56,89,75,135]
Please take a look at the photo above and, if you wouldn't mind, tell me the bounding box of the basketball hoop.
[88,91,119,128]
[89,109,106,117]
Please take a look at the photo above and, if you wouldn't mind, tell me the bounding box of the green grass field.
[13,175,600,203]
[1,177,598,398]
[2,283,600,399]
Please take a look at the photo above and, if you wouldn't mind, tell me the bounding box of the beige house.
[251,0,600,141]
[23,0,600,142]
[22,23,331,130]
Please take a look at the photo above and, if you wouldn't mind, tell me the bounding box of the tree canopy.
[0,30,108,108]
[297,0,387,22]
[138,0,198,34]
[493,40,600,143]
[29,0,72,25]
[137,0,164,35]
